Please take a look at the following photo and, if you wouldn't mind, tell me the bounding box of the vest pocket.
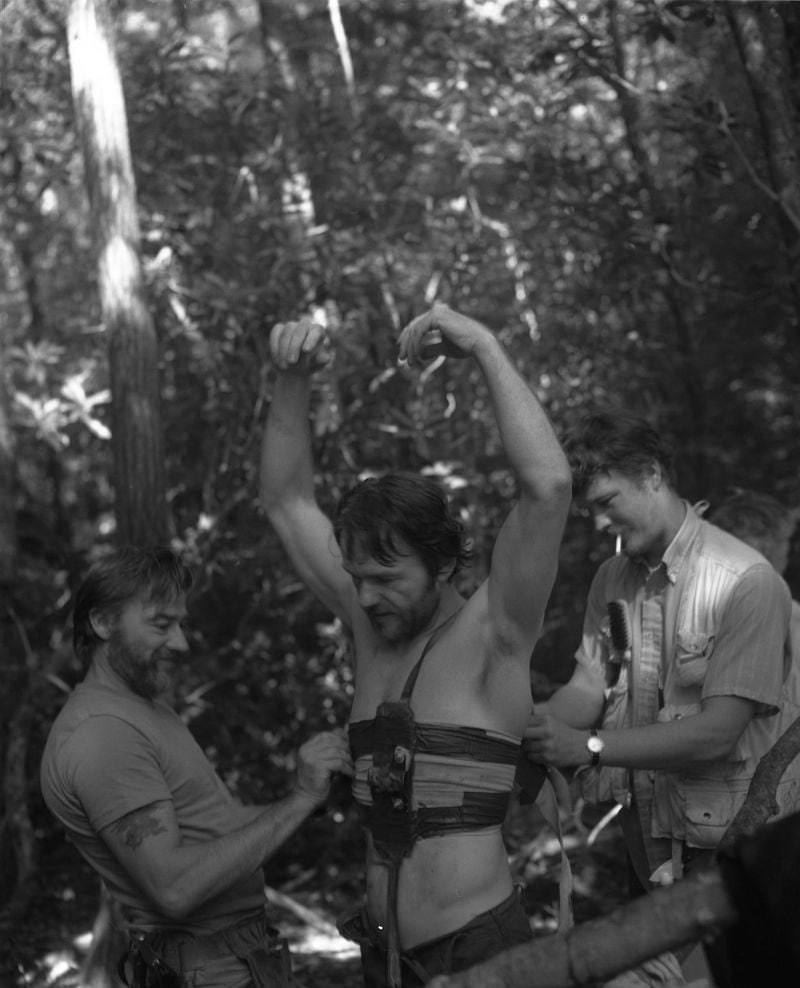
[683,787,734,847]
[677,775,749,848]
[673,629,715,687]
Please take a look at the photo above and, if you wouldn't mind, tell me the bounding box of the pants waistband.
[340,884,525,955]
[148,913,279,970]
[406,885,525,957]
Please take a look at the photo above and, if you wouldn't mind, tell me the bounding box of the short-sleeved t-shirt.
[40,661,265,934]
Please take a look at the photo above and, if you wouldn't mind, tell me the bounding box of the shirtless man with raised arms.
[259,303,571,986]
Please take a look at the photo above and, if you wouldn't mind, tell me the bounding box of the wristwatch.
[587,729,605,767]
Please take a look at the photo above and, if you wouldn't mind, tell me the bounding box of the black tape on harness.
[367,699,417,862]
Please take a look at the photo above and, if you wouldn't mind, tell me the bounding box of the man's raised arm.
[399,304,571,646]
[259,318,352,622]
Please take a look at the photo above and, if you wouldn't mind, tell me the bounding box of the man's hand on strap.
[293,730,353,808]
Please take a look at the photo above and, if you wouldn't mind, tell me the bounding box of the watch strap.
[589,729,602,767]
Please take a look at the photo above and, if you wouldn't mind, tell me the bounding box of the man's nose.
[168,626,190,652]
[594,511,611,533]
[357,583,380,608]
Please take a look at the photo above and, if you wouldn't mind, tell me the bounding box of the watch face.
[588,735,604,754]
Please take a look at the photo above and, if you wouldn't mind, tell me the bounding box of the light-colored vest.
[579,511,793,882]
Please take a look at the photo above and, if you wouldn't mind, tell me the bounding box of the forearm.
[472,335,570,500]
[569,713,746,772]
[156,790,317,918]
[260,373,315,515]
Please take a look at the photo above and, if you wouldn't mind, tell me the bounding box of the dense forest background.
[1,0,799,984]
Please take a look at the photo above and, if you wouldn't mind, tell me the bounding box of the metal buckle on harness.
[368,744,412,804]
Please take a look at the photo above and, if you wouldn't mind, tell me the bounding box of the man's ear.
[646,461,664,490]
[89,608,115,642]
[437,559,458,585]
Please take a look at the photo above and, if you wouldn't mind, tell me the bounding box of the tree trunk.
[66,0,168,545]
[725,0,800,338]
[604,0,708,486]
[0,633,73,921]
[0,328,20,911]
[0,686,37,923]
[0,352,15,586]
[257,0,323,309]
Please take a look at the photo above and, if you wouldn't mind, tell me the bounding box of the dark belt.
[151,914,280,971]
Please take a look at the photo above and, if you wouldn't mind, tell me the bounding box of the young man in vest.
[524,412,794,986]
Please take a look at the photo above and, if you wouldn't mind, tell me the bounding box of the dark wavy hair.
[333,472,473,579]
[72,545,194,660]
[565,411,675,498]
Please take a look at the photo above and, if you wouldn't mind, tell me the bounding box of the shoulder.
[696,519,772,573]
[689,521,789,605]
[42,704,148,821]
[47,708,157,779]
[45,686,166,771]
[694,536,792,627]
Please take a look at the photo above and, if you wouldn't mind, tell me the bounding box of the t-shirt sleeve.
[65,715,173,833]
[702,565,791,714]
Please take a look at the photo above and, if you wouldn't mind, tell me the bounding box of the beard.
[107,629,174,700]
[365,579,441,646]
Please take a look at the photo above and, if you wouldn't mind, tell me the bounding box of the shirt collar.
[660,501,702,583]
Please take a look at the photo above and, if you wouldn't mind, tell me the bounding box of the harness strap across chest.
[353,613,545,987]
[362,617,453,865]
[362,615,454,988]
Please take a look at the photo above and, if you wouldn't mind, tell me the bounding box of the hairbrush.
[607,599,632,656]
[604,599,632,691]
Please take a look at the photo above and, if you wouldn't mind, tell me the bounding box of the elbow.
[550,447,573,490]
[258,483,279,519]
[688,731,741,765]
[153,885,197,922]
[706,737,740,763]
[258,465,280,515]
[145,869,202,921]
[259,473,291,523]
[259,468,311,523]
[545,462,572,490]
[538,471,573,511]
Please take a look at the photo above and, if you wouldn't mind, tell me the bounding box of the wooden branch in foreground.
[720,713,800,850]
[429,869,736,988]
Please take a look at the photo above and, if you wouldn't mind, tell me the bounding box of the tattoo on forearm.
[112,808,168,850]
